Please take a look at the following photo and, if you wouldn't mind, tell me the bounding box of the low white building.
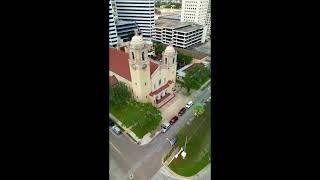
[153,19,207,48]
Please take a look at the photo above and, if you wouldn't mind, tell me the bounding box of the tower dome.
[130,29,144,49]
[163,42,176,56]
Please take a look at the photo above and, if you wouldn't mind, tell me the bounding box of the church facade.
[109,32,178,108]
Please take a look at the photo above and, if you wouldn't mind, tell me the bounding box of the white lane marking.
[109,141,128,162]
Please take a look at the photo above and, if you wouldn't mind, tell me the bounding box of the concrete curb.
[160,149,211,180]
[109,113,141,143]
[110,113,162,146]
[162,163,192,180]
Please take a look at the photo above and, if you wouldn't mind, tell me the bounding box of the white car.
[161,122,171,133]
[111,125,121,135]
[185,101,193,108]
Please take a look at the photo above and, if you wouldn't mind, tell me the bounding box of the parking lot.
[190,39,211,56]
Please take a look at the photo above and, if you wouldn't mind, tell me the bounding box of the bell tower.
[162,42,177,90]
[128,30,151,102]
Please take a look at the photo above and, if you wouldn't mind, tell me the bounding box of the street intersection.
[109,85,211,180]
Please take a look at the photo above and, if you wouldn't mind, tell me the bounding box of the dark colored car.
[109,119,115,127]
[178,108,186,116]
[170,116,179,124]
[167,136,177,146]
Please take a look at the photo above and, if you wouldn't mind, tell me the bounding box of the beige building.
[109,31,178,108]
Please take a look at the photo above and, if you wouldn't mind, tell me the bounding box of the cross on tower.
[134,29,139,36]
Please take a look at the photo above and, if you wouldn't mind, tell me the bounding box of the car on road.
[185,101,193,109]
[111,125,121,135]
[206,96,211,102]
[169,116,179,125]
[161,122,171,133]
[166,136,177,146]
[178,107,186,116]
[109,119,115,127]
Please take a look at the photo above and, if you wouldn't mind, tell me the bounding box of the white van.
[185,101,193,108]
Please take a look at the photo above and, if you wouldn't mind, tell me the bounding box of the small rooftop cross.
[134,29,139,35]
[169,41,173,46]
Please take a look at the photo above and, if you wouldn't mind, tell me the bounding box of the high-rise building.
[109,0,118,47]
[115,0,155,42]
[116,20,139,42]
[206,0,211,34]
[181,0,209,27]
[111,0,118,20]
[153,19,207,48]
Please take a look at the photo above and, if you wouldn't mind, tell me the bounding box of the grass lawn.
[110,103,141,128]
[130,125,148,139]
[110,101,162,139]
[168,102,211,177]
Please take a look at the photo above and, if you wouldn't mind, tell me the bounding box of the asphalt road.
[109,86,211,180]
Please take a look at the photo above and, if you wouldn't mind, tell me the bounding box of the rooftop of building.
[175,24,203,32]
[109,48,159,82]
[116,20,136,26]
[155,19,191,29]
[155,19,203,32]
[158,14,181,21]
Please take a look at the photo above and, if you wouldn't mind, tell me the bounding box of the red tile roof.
[109,75,118,86]
[109,48,131,81]
[150,61,159,75]
[109,48,159,81]
[149,80,173,96]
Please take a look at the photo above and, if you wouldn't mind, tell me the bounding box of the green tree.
[109,82,132,107]
[192,103,206,116]
[183,66,211,92]
[154,41,166,55]
[177,54,193,65]
[134,102,162,132]
[155,8,161,15]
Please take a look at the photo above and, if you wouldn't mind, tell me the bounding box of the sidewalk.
[109,113,141,143]
[152,163,211,180]
[110,113,162,146]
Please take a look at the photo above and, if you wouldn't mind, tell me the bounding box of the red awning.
[149,80,173,96]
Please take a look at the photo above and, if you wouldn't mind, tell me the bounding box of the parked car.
[161,122,171,133]
[111,125,121,135]
[186,101,193,108]
[166,136,177,146]
[178,107,186,116]
[169,116,179,124]
[109,119,115,127]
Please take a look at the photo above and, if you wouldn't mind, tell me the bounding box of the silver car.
[111,125,121,135]
[166,136,177,146]
[161,123,171,133]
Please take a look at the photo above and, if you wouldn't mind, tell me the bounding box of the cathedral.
[109,31,178,108]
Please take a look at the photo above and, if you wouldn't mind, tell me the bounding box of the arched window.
[159,79,161,86]
[173,58,175,64]
[165,58,167,64]
[142,52,144,61]
[132,52,135,60]
[164,78,166,83]
[154,84,156,89]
